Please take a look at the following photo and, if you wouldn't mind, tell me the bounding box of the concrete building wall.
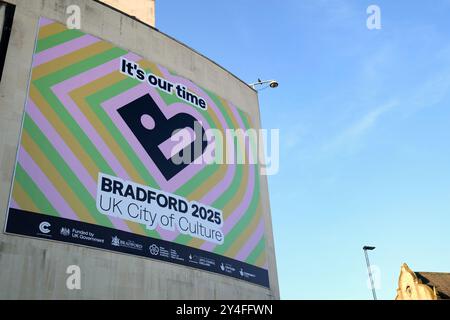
[0,0,279,299]
[0,5,5,30]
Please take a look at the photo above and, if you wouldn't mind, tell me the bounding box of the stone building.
[395,263,450,300]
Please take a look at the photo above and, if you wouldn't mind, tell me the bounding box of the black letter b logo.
[118,94,207,180]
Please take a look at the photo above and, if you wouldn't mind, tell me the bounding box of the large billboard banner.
[5,18,269,287]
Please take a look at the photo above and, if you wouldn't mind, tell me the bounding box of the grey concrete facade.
[0,0,279,299]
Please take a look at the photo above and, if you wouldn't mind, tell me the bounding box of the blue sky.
[157,1,450,299]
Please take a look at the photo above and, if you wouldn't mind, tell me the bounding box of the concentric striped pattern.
[9,17,267,269]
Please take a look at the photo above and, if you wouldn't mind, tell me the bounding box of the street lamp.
[363,245,377,300]
[248,78,279,90]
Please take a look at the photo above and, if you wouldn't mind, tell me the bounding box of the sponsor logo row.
[37,220,256,279]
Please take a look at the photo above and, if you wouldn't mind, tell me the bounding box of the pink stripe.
[235,219,265,261]
[158,66,262,252]
[39,17,55,27]
[51,53,177,240]
[33,34,100,67]
[9,199,20,210]
[159,67,238,206]
[26,100,131,232]
[200,102,258,252]
[102,84,210,193]
[103,213,131,231]
[154,228,178,242]
[18,147,80,221]
[103,83,218,242]
[227,103,264,260]
[199,133,237,204]
[51,56,139,181]
[50,53,177,239]
[105,88,208,241]
[159,127,196,159]
[45,48,257,245]
[201,162,256,251]
[159,66,230,131]
[229,101,257,164]
[199,101,255,204]
[101,213,131,232]
[27,99,97,194]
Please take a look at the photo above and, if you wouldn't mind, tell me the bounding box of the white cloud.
[324,100,397,152]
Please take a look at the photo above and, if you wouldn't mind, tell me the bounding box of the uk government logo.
[60,227,71,237]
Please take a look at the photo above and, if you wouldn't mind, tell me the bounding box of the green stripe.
[36,29,84,53]
[213,171,260,255]
[14,163,59,217]
[237,109,258,160]
[209,90,249,210]
[173,109,218,196]
[155,78,221,198]
[25,112,160,239]
[214,113,261,255]
[173,90,246,245]
[245,236,266,265]
[86,79,182,238]
[33,48,165,239]
[23,115,113,226]
[86,78,160,189]
[33,47,126,175]
[158,89,183,106]
[89,63,218,195]
[31,32,261,247]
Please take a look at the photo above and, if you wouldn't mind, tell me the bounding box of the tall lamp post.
[363,245,377,300]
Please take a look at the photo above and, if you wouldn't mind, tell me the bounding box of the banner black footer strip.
[5,208,269,288]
